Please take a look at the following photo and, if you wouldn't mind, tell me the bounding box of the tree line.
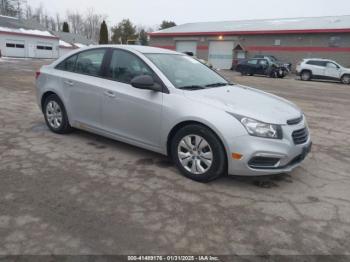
[0,0,176,45]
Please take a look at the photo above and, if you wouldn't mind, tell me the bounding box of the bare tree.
[67,11,84,34]
[1,0,26,17]
[55,13,61,31]
[15,2,109,43]
[84,8,105,42]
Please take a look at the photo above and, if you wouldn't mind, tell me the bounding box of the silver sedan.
[36,45,312,182]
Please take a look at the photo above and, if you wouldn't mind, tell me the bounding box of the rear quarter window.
[56,55,78,72]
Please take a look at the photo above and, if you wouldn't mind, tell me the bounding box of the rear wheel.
[341,74,350,84]
[301,71,311,81]
[44,94,73,134]
[171,124,226,183]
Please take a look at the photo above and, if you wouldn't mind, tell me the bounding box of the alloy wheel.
[46,101,63,129]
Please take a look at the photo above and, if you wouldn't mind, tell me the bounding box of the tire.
[301,70,311,81]
[43,94,73,134]
[171,124,226,183]
[341,74,350,84]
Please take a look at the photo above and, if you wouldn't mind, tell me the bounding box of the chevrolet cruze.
[36,45,312,182]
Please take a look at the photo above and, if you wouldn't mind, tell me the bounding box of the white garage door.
[35,42,54,58]
[208,41,234,69]
[4,40,26,57]
[176,41,197,56]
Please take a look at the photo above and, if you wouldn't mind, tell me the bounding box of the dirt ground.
[0,58,349,256]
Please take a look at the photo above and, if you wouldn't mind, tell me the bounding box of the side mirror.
[131,75,162,92]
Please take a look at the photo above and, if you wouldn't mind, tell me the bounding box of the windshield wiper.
[178,85,205,90]
[205,82,230,87]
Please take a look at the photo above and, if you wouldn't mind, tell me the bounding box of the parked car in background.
[254,55,292,71]
[236,58,289,78]
[36,45,311,182]
[296,58,350,84]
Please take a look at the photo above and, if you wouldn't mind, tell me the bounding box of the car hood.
[341,67,350,73]
[183,85,302,125]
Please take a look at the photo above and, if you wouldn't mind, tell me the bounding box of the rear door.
[245,59,259,74]
[307,60,326,77]
[56,48,108,128]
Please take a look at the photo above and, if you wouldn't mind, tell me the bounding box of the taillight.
[35,71,41,80]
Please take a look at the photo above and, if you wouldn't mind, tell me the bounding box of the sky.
[28,0,350,28]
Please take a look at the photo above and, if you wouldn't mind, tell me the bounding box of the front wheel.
[341,74,350,84]
[171,124,226,183]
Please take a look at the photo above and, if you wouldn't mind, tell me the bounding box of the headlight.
[240,117,281,139]
[229,114,281,139]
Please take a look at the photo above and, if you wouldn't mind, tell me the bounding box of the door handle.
[64,80,74,86]
[104,90,116,98]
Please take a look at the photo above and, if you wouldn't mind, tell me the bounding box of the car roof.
[81,44,180,55]
[304,58,332,61]
[51,45,183,67]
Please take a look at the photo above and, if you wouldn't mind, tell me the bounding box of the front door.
[101,49,163,148]
[324,62,341,79]
[257,59,269,75]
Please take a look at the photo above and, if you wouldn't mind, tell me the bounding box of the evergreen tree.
[62,21,70,33]
[139,29,148,46]
[99,20,109,44]
[111,19,136,44]
[159,20,176,30]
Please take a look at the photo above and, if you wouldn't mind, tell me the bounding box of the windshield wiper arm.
[178,85,205,90]
[205,82,229,87]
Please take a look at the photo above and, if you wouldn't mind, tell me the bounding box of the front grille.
[287,116,303,125]
[292,128,309,145]
[248,157,280,169]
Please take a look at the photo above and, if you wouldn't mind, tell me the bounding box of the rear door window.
[307,60,327,67]
[247,59,258,65]
[75,49,107,77]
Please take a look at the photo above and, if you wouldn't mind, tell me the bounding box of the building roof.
[0,15,56,39]
[150,15,350,36]
[53,31,96,47]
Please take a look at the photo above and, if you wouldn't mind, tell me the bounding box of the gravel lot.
[0,58,349,256]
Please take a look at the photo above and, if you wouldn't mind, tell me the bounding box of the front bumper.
[227,120,312,176]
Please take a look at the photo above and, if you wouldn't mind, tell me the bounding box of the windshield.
[145,54,229,89]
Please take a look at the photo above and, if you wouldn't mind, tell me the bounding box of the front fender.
[160,93,247,157]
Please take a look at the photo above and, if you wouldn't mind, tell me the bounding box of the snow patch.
[0,15,18,20]
[0,26,55,37]
[74,43,87,48]
[59,40,73,48]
